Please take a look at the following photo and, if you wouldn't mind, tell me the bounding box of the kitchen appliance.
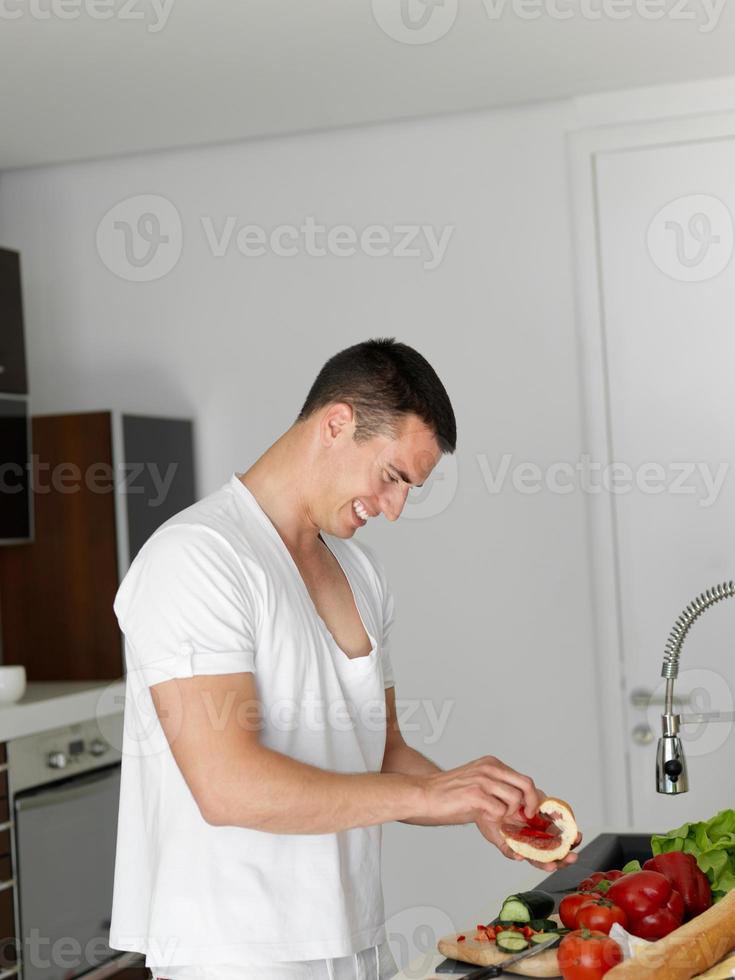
[7,713,145,979]
[0,247,31,546]
[654,581,735,794]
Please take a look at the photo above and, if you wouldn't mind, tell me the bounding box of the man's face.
[321,411,443,537]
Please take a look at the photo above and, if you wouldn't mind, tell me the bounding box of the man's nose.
[381,484,409,522]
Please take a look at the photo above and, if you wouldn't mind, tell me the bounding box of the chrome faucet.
[656,581,735,794]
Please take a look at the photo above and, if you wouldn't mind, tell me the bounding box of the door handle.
[629,687,690,710]
[632,723,654,745]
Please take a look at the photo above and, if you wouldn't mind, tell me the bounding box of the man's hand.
[420,755,543,826]
[474,783,584,871]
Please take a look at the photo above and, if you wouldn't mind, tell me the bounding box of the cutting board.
[437,915,563,977]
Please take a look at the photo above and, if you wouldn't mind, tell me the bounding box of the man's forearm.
[382,741,441,777]
[201,743,427,834]
[381,742,448,826]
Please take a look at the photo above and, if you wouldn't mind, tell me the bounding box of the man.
[110,338,580,980]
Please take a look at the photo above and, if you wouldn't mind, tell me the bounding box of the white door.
[589,129,735,832]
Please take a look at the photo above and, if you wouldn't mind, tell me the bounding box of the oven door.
[14,763,121,980]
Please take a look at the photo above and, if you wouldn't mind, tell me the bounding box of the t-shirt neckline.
[229,472,376,662]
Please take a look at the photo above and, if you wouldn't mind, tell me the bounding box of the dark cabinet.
[0,411,196,680]
[0,248,28,395]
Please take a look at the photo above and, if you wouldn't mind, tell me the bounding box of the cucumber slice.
[498,899,531,923]
[530,932,561,947]
[496,934,530,954]
[498,890,555,923]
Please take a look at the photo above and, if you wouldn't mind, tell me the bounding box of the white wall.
[0,99,603,951]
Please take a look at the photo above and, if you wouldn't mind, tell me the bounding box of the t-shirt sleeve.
[113,523,258,688]
[380,579,396,689]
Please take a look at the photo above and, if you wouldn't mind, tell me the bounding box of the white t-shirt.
[109,472,396,972]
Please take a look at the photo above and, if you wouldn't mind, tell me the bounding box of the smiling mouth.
[352,499,372,522]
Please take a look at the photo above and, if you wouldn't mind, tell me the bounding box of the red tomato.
[558,929,624,980]
[576,898,628,935]
[577,870,626,893]
[560,892,601,929]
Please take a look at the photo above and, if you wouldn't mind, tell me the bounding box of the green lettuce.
[651,808,735,901]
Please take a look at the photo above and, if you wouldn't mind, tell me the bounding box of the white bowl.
[0,666,26,704]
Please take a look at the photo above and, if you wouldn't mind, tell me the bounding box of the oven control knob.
[47,751,68,769]
[89,739,108,757]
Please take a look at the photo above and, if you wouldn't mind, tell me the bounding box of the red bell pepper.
[642,852,712,922]
[606,870,684,941]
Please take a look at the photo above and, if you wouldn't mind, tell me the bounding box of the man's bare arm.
[150,672,542,835]
[381,686,444,825]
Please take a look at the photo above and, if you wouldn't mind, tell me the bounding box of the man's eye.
[385,471,399,484]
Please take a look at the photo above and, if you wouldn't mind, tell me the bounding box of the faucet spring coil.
[661,580,735,679]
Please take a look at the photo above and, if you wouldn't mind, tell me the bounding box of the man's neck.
[238,427,323,558]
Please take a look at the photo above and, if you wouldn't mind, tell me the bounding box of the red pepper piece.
[518,806,554,832]
[642,852,712,922]
[607,870,685,941]
[517,827,557,841]
[457,935,466,942]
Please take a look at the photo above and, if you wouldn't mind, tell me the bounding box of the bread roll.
[499,797,578,863]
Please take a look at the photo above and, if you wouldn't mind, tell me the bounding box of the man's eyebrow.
[388,463,423,488]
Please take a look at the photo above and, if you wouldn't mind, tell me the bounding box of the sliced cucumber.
[498,890,555,923]
[495,934,530,954]
[497,899,531,923]
[530,932,561,947]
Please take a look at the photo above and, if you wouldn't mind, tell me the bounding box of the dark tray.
[536,832,654,902]
[435,833,655,974]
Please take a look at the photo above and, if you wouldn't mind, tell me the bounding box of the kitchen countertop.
[0,678,126,740]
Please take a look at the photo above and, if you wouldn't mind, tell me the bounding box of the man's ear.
[320,402,355,446]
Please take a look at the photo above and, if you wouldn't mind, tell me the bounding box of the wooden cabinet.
[0,411,195,681]
[0,249,28,396]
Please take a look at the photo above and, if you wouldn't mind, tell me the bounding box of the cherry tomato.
[577,870,626,892]
[558,929,624,980]
[560,892,601,929]
[576,898,628,935]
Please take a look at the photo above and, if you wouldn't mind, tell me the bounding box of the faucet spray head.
[656,713,689,794]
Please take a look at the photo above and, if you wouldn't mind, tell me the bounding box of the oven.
[7,714,145,979]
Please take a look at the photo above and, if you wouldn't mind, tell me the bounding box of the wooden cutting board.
[437,915,563,977]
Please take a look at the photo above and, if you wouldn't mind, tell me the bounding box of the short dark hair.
[296,338,456,453]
